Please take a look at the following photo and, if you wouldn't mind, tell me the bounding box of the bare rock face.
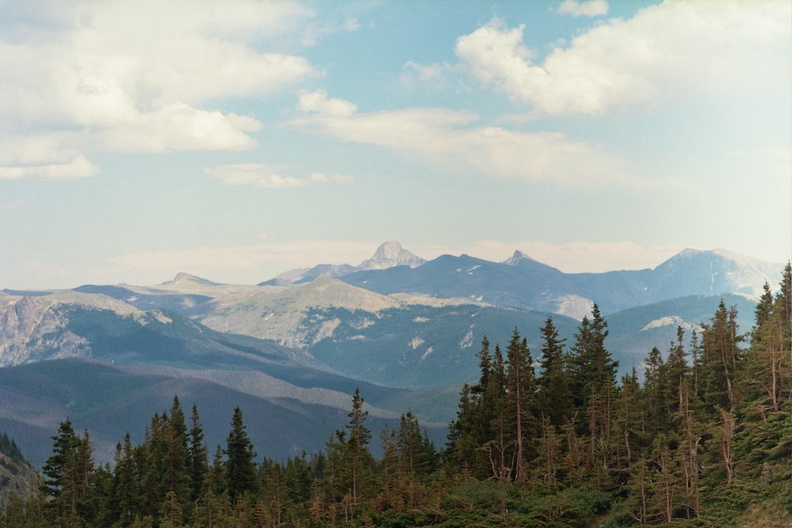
[0,292,143,367]
[0,448,39,510]
[0,296,88,367]
[357,241,425,271]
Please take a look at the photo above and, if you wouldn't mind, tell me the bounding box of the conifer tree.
[188,403,208,502]
[536,318,572,427]
[504,329,536,483]
[162,396,190,516]
[224,406,259,504]
[699,300,743,414]
[113,433,139,527]
[41,420,95,527]
[343,387,374,506]
[568,304,618,480]
[644,346,670,435]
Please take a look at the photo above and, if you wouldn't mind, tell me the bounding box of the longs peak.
[357,241,426,271]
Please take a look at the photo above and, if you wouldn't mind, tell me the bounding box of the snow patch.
[413,317,429,323]
[152,312,172,324]
[420,347,433,361]
[641,316,697,332]
[410,337,425,349]
[459,330,474,348]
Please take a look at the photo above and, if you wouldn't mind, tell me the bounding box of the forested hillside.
[1,265,789,528]
[0,432,37,513]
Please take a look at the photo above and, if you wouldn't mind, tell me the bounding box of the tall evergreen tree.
[41,420,95,527]
[568,304,618,481]
[699,300,743,413]
[536,318,572,427]
[162,396,190,515]
[504,329,536,483]
[224,406,259,504]
[343,387,374,506]
[188,403,208,502]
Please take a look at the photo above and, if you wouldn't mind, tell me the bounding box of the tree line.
[1,264,790,527]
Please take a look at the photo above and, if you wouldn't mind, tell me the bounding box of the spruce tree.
[188,403,208,502]
[224,406,259,504]
[504,329,536,483]
[162,396,190,516]
[343,387,374,506]
[536,317,572,427]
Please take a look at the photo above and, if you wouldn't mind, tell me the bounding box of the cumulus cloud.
[454,2,790,116]
[558,0,608,17]
[0,0,317,179]
[206,163,354,188]
[291,90,634,187]
[298,90,358,117]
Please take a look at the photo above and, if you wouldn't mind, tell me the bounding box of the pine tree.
[41,421,95,527]
[445,383,478,473]
[113,433,139,527]
[644,346,670,436]
[699,300,743,414]
[568,305,618,483]
[613,368,645,471]
[504,329,536,483]
[343,387,374,506]
[138,412,169,518]
[42,419,79,501]
[224,406,259,504]
[536,318,572,427]
[188,403,208,502]
[162,396,190,517]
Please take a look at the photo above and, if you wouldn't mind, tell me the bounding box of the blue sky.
[1,0,790,289]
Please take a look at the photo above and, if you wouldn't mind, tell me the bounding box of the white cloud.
[400,60,462,90]
[299,90,358,117]
[0,1,317,179]
[0,155,99,181]
[206,163,354,188]
[455,2,790,116]
[291,90,636,187]
[302,16,362,46]
[558,0,609,17]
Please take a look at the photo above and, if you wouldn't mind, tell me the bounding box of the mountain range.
[0,242,784,468]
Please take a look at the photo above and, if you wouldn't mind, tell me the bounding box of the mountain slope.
[0,358,442,469]
[341,248,783,315]
[604,293,758,368]
[0,431,37,510]
[305,303,580,389]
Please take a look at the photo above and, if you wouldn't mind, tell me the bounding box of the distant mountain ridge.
[0,242,783,470]
[262,241,425,285]
[340,247,783,316]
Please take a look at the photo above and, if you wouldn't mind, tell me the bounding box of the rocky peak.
[161,272,220,287]
[504,250,534,266]
[357,241,425,271]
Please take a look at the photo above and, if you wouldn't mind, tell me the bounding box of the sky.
[1,0,790,289]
